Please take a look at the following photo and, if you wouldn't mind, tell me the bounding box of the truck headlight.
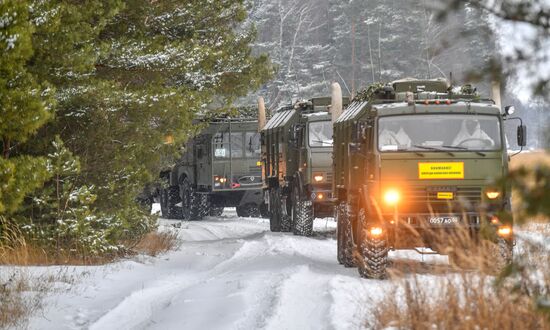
[313,172,325,183]
[383,189,400,206]
[485,189,501,200]
[497,226,512,237]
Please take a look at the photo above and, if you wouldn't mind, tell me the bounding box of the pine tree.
[21,0,273,221]
[0,0,53,214]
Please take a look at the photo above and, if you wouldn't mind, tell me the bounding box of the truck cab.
[332,78,526,278]
[261,97,348,236]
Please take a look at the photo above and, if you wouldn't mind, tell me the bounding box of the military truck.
[259,94,349,236]
[332,78,526,278]
[159,117,266,220]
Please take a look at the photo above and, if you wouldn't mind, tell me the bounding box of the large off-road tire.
[336,202,355,267]
[280,194,292,232]
[210,207,224,217]
[259,202,270,219]
[291,185,314,237]
[180,179,203,221]
[269,187,282,232]
[160,186,182,219]
[236,203,261,217]
[490,237,513,271]
[357,208,388,279]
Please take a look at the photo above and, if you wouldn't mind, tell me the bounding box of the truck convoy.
[159,117,266,220]
[259,95,349,236]
[331,78,526,279]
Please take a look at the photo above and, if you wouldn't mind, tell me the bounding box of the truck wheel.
[269,187,282,232]
[160,186,182,219]
[291,185,314,237]
[357,208,388,279]
[336,203,355,267]
[210,207,224,217]
[180,179,202,221]
[236,203,261,217]
[259,202,270,219]
[491,237,513,270]
[197,194,208,219]
[280,194,292,232]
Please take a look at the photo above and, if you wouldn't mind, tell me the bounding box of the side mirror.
[517,124,527,147]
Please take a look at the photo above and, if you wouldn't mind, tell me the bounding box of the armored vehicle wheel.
[180,178,203,221]
[236,203,261,217]
[269,187,282,232]
[160,186,182,219]
[488,237,513,271]
[197,194,209,219]
[210,207,224,217]
[291,185,314,237]
[357,208,388,279]
[259,202,270,218]
[280,194,292,232]
[336,203,355,267]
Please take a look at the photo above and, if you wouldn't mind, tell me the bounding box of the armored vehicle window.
[378,114,502,152]
[213,132,244,158]
[308,121,333,147]
[245,132,261,158]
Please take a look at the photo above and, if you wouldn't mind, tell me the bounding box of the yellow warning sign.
[256,161,262,166]
[418,162,464,179]
[437,192,454,199]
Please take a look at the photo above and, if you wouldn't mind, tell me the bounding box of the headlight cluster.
[383,189,400,206]
[313,172,325,183]
[485,188,501,200]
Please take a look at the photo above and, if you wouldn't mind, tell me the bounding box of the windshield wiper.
[397,147,425,157]
[441,145,486,157]
[412,145,455,157]
[311,140,333,145]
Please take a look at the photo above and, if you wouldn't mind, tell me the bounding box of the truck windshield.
[378,114,502,152]
[245,132,261,158]
[309,121,333,147]
[213,132,243,159]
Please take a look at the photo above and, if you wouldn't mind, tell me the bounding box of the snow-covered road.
[28,208,450,330]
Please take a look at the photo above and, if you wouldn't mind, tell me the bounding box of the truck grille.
[325,172,333,183]
[403,186,481,202]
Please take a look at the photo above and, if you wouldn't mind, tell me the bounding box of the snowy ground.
[9,207,515,330]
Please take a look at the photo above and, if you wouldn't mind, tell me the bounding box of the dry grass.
[368,219,550,330]
[0,269,76,329]
[509,150,550,222]
[369,274,549,330]
[0,219,115,266]
[130,231,180,257]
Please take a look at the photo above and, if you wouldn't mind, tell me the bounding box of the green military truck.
[332,78,526,278]
[259,94,349,236]
[159,117,266,220]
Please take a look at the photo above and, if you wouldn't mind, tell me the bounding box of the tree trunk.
[2,137,10,159]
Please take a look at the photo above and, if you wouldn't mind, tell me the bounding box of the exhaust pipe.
[258,96,267,132]
[491,80,502,111]
[331,82,343,123]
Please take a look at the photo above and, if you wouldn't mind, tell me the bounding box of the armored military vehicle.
[332,78,526,278]
[159,117,266,220]
[259,94,349,236]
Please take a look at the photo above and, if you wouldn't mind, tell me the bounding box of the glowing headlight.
[497,226,512,237]
[369,227,383,237]
[313,173,325,183]
[485,189,501,200]
[383,189,400,206]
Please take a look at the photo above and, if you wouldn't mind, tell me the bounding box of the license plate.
[429,216,460,226]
